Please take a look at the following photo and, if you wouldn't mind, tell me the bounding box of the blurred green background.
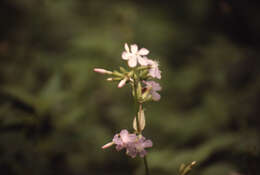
[0,0,260,175]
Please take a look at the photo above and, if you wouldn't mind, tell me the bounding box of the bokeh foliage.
[0,0,260,175]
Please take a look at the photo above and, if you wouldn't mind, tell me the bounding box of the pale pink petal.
[130,44,138,54]
[128,57,137,67]
[150,81,162,91]
[126,146,137,158]
[119,129,129,140]
[113,134,122,145]
[124,43,130,52]
[127,134,138,142]
[148,69,156,78]
[138,48,149,55]
[115,144,124,151]
[143,140,153,148]
[139,150,147,157]
[137,56,149,66]
[152,91,161,101]
[122,51,129,60]
[154,69,161,79]
[144,81,161,91]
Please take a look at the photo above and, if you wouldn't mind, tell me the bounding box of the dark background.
[0,0,260,175]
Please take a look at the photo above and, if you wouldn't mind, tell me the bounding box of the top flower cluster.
[94,43,162,102]
[122,43,161,79]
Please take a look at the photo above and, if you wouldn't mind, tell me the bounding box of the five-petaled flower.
[102,129,153,158]
[122,43,149,67]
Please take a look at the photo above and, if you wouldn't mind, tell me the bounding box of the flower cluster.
[94,43,162,102]
[95,43,197,175]
[94,43,161,158]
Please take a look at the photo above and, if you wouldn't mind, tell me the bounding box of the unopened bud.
[102,141,114,149]
[94,68,112,74]
[107,78,113,81]
[191,161,196,166]
[118,77,128,88]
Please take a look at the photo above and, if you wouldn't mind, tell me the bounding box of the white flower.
[122,43,149,67]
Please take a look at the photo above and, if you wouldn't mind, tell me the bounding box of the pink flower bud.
[94,68,112,74]
[118,78,127,88]
[102,141,114,149]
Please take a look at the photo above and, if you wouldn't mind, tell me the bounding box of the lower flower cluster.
[102,129,153,158]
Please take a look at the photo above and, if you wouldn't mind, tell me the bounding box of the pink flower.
[144,81,162,101]
[140,58,161,79]
[122,43,149,67]
[102,129,153,158]
[126,136,153,158]
[112,129,137,151]
[147,60,161,79]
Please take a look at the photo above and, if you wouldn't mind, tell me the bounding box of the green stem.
[144,156,150,175]
[132,73,150,175]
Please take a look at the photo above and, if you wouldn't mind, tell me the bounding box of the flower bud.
[102,141,114,149]
[94,68,112,74]
[118,77,128,88]
[106,78,113,81]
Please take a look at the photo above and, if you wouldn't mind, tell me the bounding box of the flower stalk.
[95,43,162,174]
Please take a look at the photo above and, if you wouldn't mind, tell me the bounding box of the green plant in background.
[94,43,196,175]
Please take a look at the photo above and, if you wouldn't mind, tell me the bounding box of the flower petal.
[126,146,137,158]
[139,150,147,157]
[143,140,153,148]
[128,57,137,67]
[122,51,129,60]
[137,56,149,66]
[152,91,161,101]
[113,134,122,145]
[124,43,130,52]
[115,144,124,151]
[127,134,138,142]
[120,129,129,139]
[138,48,149,55]
[130,44,138,54]
[149,68,161,79]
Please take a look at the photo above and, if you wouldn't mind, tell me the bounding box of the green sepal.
[112,70,123,77]
[119,67,128,74]
[137,81,142,101]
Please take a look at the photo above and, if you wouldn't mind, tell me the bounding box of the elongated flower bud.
[107,78,113,81]
[94,68,112,74]
[102,141,114,149]
[118,78,127,88]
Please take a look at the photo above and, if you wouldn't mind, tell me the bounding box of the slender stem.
[144,156,150,175]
